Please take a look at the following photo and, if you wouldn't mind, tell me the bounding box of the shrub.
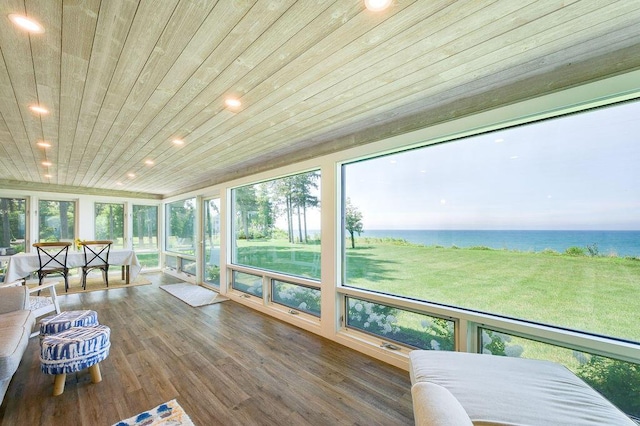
[481,330,524,358]
[574,354,640,417]
[586,243,599,257]
[206,265,220,283]
[565,246,586,256]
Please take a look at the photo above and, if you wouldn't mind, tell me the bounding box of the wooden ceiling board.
[1,0,639,197]
[57,0,100,185]
[97,1,370,189]
[76,0,180,189]
[66,0,139,187]
[83,0,220,188]
[92,1,340,190]
[87,1,257,189]
[28,0,62,185]
[0,0,43,183]
[123,1,452,189]
[0,116,26,180]
[0,51,35,183]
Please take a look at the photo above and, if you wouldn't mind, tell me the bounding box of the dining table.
[2,249,141,285]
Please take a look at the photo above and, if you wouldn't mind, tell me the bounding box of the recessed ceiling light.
[42,160,52,167]
[127,173,135,178]
[8,14,45,33]
[37,140,51,148]
[116,182,123,186]
[364,0,392,11]
[29,104,49,114]
[44,174,52,178]
[172,138,184,146]
[144,159,154,166]
[225,98,241,108]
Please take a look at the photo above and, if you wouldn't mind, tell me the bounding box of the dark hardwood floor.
[0,273,414,425]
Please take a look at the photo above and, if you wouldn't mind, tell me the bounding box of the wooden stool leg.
[53,374,66,396]
[89,364,102,383]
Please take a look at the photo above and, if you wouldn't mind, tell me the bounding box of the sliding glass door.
[203,197,221,288]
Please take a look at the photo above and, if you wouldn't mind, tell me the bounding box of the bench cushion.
[0,310,34,380]
[409,351,635,426]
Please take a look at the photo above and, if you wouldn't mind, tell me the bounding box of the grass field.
[237,237,640,342]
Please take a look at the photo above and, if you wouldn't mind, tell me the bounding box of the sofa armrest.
[0,285,29,313]
[411,382,473,426]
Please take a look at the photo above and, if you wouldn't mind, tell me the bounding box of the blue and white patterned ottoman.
[39,310,99,337]
[40,324,111,396]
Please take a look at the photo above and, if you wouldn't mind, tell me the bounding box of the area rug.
[113,399,194,426]
[160,283,228,307]
[52,276,152,295]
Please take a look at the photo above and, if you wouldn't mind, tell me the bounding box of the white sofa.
[409,350,636,426]
[0,286,35,404]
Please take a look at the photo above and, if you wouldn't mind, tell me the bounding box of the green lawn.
[237,237,640,342]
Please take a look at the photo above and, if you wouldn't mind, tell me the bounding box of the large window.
[95,203,124,248]
[231,171,321,280]
[0,197,26,254]
[342,101,640,344]
[346,297,454,350]
[39,199,75,243]
[165,198,196,255]
[132,204,159,268]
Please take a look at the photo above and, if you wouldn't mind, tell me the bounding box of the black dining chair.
[79,240,112,290]
[33,242,72,292]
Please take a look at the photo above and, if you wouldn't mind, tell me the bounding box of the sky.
[344,100,640,230]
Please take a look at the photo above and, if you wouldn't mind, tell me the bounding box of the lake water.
[361,230,640,257]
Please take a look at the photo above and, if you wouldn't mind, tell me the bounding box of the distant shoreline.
[358,229,640,258]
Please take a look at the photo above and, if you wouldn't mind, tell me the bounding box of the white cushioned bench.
[409,350,635,426]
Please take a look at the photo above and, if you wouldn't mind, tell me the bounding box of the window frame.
[37,198,77,244]
[94,201,126,249]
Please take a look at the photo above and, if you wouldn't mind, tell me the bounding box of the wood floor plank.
[0,272,413,425]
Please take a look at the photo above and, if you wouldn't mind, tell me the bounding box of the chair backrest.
[33,242,72,272]
[80,240,112,267]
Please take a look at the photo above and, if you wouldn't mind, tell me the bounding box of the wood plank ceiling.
[1,0,640,199]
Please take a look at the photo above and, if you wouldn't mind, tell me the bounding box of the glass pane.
[204,198,221,287]
[132,205,157,250]
[232,170,321,280]
[479,328,640,418]
[94,202,124,248]
[137,252,160,268]
[165,198,196,255]
[272,280,321,317]
[133,205,159,268]
[181,258,196,276]
[0,197,26,254]
[39,200,75,243]
[342,101,640,343]
[346,297,455,350]
[232,271,263,297]
[165,255,177,269]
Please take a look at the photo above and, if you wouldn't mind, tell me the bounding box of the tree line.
[235,171,320,243]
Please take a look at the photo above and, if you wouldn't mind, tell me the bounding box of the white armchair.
[0,280,61,337]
